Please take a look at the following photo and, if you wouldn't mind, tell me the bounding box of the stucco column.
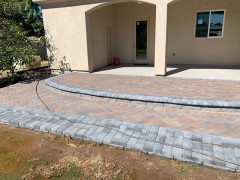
[154,3,168,76]
[86,13,94,73]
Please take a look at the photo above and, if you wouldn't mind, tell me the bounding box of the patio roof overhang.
[33,0,139,8]
[33,0,178,8]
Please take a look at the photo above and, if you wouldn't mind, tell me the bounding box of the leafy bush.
[0,0,44,79]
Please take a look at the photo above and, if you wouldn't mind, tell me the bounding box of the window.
[195,10,225,38]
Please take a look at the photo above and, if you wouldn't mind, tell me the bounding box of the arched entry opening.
[86,1,156,72]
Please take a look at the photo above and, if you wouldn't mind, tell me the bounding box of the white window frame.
[195,9,226,39]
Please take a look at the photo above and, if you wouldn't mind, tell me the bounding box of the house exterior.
[33,0,240,76]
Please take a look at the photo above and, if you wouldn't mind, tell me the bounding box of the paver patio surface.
[1,81,240,138]
[53,73,240,101]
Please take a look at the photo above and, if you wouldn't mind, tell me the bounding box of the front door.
[133,18,149,64]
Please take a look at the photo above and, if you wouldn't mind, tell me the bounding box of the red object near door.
[114,58,120,65]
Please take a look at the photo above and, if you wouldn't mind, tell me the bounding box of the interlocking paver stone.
[162,145,173,158]
[134,139,146,151]
[193,142,202,151]
[39,122,52,132]
[192,133,202,142]
[143,141,154,152]
[212,135,223,146]
[69,126,85,137]
[89,126,105,141]
[183,141,193,149]
[103,129,117,144]
[127,123,137,131]
[1,80,240,139]
[172,147,182,159]
[147,134,157,142]
[165,137,174,146]
[0,104,240,171]
[213,146,224,159]
[135,124,144,132]
[202,134,213,144]
[152,143,163,155]
[28,121,41,129]
[224,148,238,169]
[118,134,131,147]
[50,124,63,133]
[75,125,90,139]
[192,152,203,164]
[45,73,240,111]
[156,135,166,144]
[181,149,192,162]
[2,73,240,172]
[166,129,175,138]
[127,132,141,148]
[95,128,111,142]
[174,139,183,148]
[142,126,151,134]
[56,125,70,134]
[202,144,213,153]
[63,124,79,135]
[150,126,160,135]
[110,132,124,146]
[19,119,33,128]
[174,130,184,140]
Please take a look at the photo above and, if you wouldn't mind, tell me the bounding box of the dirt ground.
[0,124,239,180]
[0,67,52,88]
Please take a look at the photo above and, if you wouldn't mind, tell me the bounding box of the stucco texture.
[167,0,240,65]
[38,0,171,75]
[37,0,240,75]
[90,2,156,70]
[42,3,97,72]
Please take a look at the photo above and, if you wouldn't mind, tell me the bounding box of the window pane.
[195,12,210,38]
[209,11,224,37]
[136,21,147,59]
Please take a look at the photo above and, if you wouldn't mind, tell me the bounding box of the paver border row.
[1,103,240,172]
[44,73,240,113]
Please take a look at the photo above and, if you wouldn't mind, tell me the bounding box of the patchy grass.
[189,163,202,171]
[178,165,187,176]
[32,159,49,170]
[112,174,125,180]
[48,164,83,180]
[0,151,32,179]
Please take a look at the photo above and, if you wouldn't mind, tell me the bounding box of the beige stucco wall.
[113,2,156,65]
[167,0,240,66]
[90,2,156,70]
[42,3,98,72]
[35,0,174,75]
[90,5,114,70]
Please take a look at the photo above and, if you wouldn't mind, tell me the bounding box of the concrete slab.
[93,65,240,81]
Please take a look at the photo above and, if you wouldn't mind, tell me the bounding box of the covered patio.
[92,64,240,80]
[35,0,240,76]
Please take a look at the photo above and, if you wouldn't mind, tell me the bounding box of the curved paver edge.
[44,74,240,112]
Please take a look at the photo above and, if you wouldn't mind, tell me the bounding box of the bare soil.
[0,124,240,180]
